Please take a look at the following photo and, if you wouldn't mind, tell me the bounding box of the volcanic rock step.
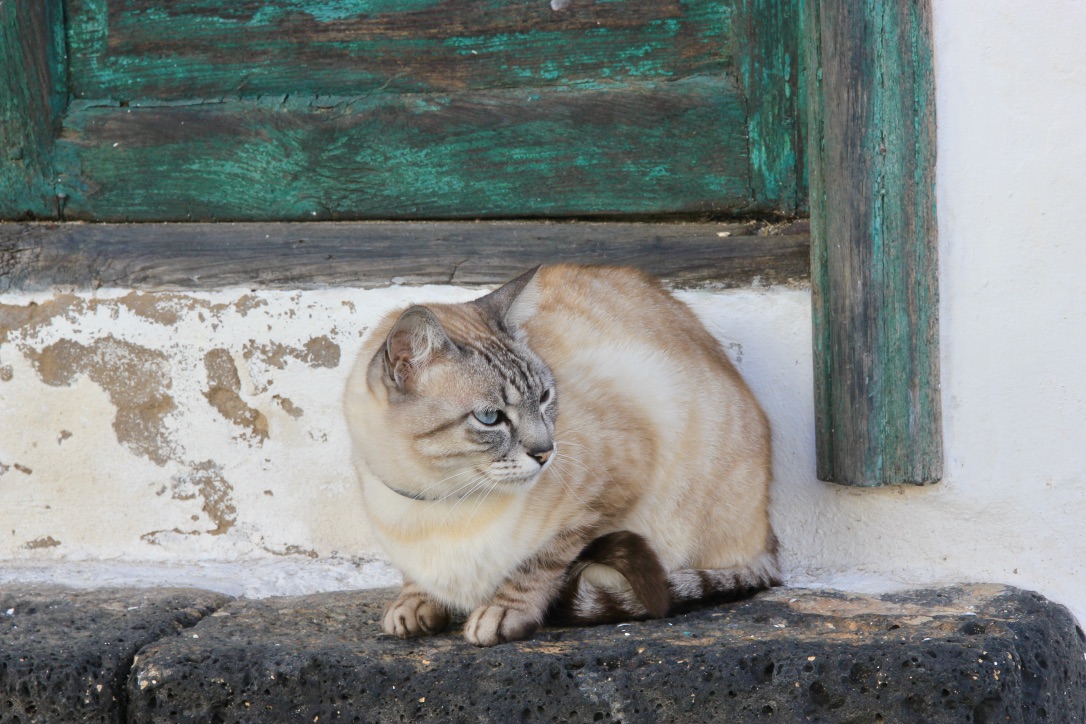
[2,585,1084,723]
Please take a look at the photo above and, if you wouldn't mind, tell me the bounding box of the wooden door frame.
[806,0,942,486]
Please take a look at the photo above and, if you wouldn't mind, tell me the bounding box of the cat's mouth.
[485,458,549,487]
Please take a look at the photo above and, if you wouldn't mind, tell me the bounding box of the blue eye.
[474,409,501,426]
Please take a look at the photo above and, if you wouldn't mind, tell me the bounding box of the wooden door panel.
[4,0,806,220]
[66,0,729,98]
[56,78,751,221]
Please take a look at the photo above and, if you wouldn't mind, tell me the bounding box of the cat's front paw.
[464,604,539,646]
[382,591,449,638]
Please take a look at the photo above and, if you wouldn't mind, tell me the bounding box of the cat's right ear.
[382,306,454,392]
[475,265,542,332]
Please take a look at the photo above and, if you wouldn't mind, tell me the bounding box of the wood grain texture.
[806,0,941,485]
[53,78,753,222]
[0,220,810,292]
[65,0,730,98]
[0,0,66,219]
[732,0,808,215]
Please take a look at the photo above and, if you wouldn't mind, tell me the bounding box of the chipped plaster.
[0,285,478,566]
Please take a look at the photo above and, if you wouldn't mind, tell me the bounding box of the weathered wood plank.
[806,0,941,485]
[65,0,730,99]
[0,220,810,292]
[0,0,66,219]
[732,0,808,215]
[53,78,753,222]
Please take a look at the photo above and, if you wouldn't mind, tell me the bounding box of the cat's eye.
[473,409,503,426]
[540,389,552,405]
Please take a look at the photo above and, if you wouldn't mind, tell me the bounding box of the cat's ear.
[476,266,542,331]
[383,306,454,391]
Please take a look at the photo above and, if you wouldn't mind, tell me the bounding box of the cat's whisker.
[547,456,601,516]
[551,449,613,488]
[465,478,502,523]
[411,466,481,499]
[422,473,487,514]
[440,475,494,522]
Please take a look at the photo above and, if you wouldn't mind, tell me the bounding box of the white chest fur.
[358,467,540,612]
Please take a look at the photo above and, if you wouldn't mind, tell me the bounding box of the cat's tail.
[549,530,780,625]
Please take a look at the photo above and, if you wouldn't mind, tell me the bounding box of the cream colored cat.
[344,265,777,646]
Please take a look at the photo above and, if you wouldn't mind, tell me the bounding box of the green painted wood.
[732,0,807,215]
[53,78,752,222]
[65,0,731,99]
[0,220,810,292]
[806,0,942,485]
[0,0,66,219]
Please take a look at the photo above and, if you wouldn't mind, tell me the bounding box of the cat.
[344,264,778,646]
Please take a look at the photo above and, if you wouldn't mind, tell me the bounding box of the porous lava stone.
[0,586,230,724]
[124,584,1086,723]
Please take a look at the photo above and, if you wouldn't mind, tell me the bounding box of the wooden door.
[3,0,805,221]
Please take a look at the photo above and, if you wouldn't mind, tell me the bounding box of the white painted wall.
[2,0,1084,625]
[776,0,1086,619]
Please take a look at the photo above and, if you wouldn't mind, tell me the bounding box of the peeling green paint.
[806,0,941,486]
[6,0,807,221]
[0,0,66,218]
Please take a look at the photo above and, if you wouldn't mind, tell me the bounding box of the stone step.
[2,584,1084,723]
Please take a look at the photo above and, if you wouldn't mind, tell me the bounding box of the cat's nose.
[529,446,553,466]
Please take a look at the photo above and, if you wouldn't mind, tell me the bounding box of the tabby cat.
[344,265,778,646]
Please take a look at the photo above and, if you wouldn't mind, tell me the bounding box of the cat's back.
[526,264,740,382]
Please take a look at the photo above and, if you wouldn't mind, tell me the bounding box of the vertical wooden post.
[1,0,66,219]
[806,0,942,485]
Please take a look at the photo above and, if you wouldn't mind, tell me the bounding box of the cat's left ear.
[476,266,542,331]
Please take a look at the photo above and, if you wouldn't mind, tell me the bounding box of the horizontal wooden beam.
[0,220,809,292]
[806,0,942,486]
[66,0,728,98]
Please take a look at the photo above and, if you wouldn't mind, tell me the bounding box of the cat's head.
[359,268,557,501]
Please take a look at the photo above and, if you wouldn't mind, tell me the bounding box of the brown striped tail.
[549,531,780,625]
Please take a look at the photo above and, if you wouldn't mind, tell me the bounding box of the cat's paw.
[463,604,539,646]
[382,592,449,638]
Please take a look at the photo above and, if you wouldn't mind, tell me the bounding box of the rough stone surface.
[0,586,231,724]
[125,585,1086,723]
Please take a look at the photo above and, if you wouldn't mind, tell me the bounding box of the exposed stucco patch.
[143,461,238,541]
[0,365,12,381]
[204,348,269,440]
[260,542,319,558]
[0,295,86,344]
[24,536,60,549]
[25,337,178,466]
[13,464,32,475]
[272,394,304,419]
[243,336,341,370]
[303,336,341,367]
[112,292,183,326]
[172,460,237,535]
[234,294,269,317]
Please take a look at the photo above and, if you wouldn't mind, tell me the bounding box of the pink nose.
[529,447,553,465]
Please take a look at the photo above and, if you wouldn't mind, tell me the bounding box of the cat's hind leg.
[382,577,450,638]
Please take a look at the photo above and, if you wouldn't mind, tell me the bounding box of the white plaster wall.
[2,0,1085,626]
[777,0,1086,621]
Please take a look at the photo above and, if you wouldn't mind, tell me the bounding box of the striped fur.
[551,531,780,624]
[344,265,778,646]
